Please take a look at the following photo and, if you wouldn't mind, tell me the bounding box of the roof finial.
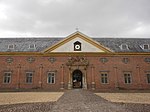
[75,27,79,31]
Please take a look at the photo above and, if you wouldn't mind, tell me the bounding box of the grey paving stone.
[50,89,131,112]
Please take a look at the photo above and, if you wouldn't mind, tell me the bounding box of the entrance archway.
[72,70,82,88]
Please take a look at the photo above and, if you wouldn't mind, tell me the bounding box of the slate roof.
[0,38,62,52]
[94,38,150,52]
[0,38,150,53]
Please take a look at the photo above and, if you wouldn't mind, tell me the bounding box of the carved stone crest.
[66,56,89,66]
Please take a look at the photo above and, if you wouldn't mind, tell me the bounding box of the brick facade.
[0,55,150,90]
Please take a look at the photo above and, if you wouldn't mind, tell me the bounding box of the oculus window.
[74,41,81,51]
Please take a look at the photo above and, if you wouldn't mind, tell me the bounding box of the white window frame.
[100,72,109,84]
[8,44,14,49]
[146,73,150,84]
[29,44,36,49]
[47,72,55,84]
[124,72,132,84]
[142,44,149,50]
[120,44,129,50]
[26,72,33,84]
[3,72,11,84]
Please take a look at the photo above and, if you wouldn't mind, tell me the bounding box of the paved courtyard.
[0,89,150,112]
[51,89,131,112]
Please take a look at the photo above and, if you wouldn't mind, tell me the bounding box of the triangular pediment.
[43,31,112,53]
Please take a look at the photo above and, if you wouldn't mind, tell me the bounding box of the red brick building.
[0,31,150,90]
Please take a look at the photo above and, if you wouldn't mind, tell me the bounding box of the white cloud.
[38,0,70,4]
[127,22,150,37]
[0,0,150,37]
[0,3,8,20]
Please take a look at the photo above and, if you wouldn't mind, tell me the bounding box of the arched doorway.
[72,70,82,88]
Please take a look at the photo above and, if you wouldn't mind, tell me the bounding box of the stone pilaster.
[60,64,64,89]
[136,65,142,88]
[68,67,72,89]
[39,64,43,88]
[17,64,21,89]
[83,67,87,89]
[114,66,119,89]
[91,65,95,90]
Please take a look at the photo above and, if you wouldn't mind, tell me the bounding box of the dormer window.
[120,44,128,50]
[140,44,149,50]
[143,44,149,50]
[74,41,81,51]
[29,44,36,49]
[8,44,14,49]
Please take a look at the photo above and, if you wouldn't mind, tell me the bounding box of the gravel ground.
[51,89,131,112]
[117,103,150,112]
[0,89,150,112]
[0,102,55,112]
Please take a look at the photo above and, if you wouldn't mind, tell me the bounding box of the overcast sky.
[0,0,150,38]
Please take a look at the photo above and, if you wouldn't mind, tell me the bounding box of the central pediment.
[44,31,112,53]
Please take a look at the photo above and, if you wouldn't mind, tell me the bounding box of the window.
[3,72,11,84]
[147,74,150,83]
[141,44,149,50]
[8,44,14,49]
[144,58,150,63]
[74,41,81,51]
[120,44,128,50]
[29,44,36,49]
[124,72,132,84]
[26,72,33,84]
[47,72,55,84]
[143,44,149,50]
[101,73,108,84]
